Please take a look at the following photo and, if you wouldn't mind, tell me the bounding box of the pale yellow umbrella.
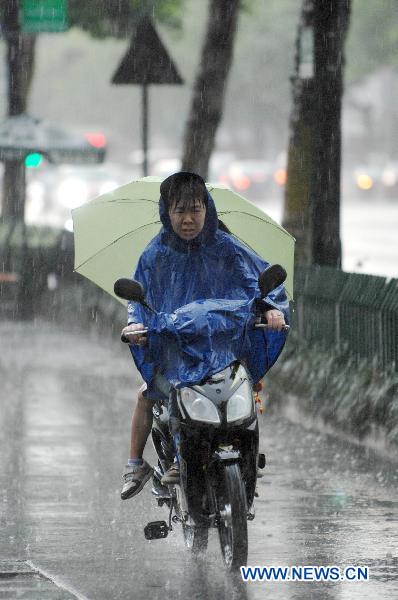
[72,176,295,302]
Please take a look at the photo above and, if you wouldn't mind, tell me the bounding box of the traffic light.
[25,153,43,168]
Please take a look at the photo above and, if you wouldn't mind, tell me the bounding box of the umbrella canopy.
[72,176,295,300]
[0,114,105,164]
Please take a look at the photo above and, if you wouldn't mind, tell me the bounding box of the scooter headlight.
[227,380,253,423]
[180,388,221,424]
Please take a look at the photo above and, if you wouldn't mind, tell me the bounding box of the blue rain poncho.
[128,190,289,389]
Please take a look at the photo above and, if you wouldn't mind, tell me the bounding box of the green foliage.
[268,333,398,453]
[67,0,183,38]
[146,0,184,29]
[237,0,256,14]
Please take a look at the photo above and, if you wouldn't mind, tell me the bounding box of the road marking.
[0,560,89,600]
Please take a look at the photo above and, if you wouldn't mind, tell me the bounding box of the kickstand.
[168,498,175,532]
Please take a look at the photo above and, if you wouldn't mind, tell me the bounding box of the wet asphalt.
[0,321,397,600]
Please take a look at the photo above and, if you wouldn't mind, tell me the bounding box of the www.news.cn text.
[240,565,369,583]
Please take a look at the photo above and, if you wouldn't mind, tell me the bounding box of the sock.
[128,458,143,466]
[173,432,181,465]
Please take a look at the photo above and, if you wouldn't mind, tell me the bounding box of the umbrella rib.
[74,198,159,214]
[75,221,161,270]
[218,210,292,236]
[96,197,159,205]
[228,233,258,256]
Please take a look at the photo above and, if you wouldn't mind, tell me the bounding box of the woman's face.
[168,197,206,241]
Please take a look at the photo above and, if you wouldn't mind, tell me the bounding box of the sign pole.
[142,83,148,177]
[111,16,183,178]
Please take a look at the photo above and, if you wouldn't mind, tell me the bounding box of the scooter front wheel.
[216,463,248,570]
[182,523,208,554]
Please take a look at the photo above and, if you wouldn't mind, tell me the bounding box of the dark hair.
[218,219,231,234]
[160,171,208,211]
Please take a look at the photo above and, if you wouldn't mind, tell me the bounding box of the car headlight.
[180,388,220,424]
[99,180,119,195]
[56,178,89,208]
[227,380,253,423]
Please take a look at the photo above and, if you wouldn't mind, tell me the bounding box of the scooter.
[114,264,288,571]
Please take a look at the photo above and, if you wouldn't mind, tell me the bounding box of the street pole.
[1,0,36,224]
[142,83,148,177]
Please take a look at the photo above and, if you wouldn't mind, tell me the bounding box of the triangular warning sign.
[112,16,184,85]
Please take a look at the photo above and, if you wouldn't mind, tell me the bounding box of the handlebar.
[121,329,148,343]
[254,323,290,332]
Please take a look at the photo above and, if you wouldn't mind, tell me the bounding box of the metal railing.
[293,266,398,371]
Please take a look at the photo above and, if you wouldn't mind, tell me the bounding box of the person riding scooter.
[120,171,288,500]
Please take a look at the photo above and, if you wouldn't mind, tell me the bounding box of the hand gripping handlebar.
[121,329,148,343]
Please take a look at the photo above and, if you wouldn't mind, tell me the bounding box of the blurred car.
[151,152,236,183]
[269,151,288,198]
[151,157,181,179]
[351,164,383,197]
[208,151,236,181]
[344,152,397,199]
[218,159,274,200]
[25,162,135,230]
[381,161,398,198]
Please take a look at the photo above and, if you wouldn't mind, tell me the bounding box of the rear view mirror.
[259,264,287,298]
[114,278,155,313]
[114,278,145,303]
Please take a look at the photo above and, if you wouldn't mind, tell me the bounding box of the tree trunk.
[282,0,316,267]
[311,0,350,267]
[283,0,350,269]
[181,0,240,180]
[1,0,36,223]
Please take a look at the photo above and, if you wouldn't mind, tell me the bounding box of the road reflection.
[0,323,397,600]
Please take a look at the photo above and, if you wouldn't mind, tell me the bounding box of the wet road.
[0,322,397,599]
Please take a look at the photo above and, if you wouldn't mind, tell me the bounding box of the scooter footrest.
[144,520,169,540]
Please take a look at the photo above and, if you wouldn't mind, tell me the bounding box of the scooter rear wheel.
[182,523,208,554]
[216,463,248,570]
